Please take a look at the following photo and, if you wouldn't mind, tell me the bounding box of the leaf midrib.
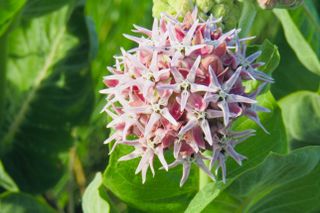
[2,24,66,148]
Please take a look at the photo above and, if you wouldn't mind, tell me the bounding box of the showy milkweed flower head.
[101,8,273,186]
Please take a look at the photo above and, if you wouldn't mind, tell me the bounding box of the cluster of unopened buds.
[101,8,273,186]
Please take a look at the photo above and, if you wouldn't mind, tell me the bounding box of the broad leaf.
[279,91,320,147]
[271,30,320,99]
[82,173,110,213]
[0,161,18,192]
[274,2,320,75]
[0,0,26,36]
[0,3,96,193]
[0,192,55,213]
[202,146,320,213]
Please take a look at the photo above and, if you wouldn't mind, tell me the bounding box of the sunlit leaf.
[274,2,320,75]
[82,172,110,213]
[0,161,18,192]
[202,146,320,213]
[279,91,320,148]
[0,0,26,36]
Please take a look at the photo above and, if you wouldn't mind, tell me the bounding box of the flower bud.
[257,0,304,9]
[196,0,215,13]
[153,0,194,18]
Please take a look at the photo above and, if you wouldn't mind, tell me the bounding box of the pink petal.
[192,126,206,149]
[227,94,256,104]
[223,67,241,92]
[183,19,199,46]
[144,112,161,137]
[180,161,191,187]
[188,93,206,111]
[200,119,213,145]
[174,141,182,158]
[161,107,178,126]
[180,90,190,111]
[118,150,141,161]
[187,56,201,83]
[218,101,230,126]
[208,66,221,89]
[206,109,224,118]
[179,119,197,136]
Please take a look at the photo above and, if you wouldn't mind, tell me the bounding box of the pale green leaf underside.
[82,173,110,213]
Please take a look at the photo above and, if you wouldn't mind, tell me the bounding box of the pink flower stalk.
[101,8,272,186]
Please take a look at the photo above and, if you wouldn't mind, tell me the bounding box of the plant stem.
[0,33,8,126]
[199,152,211,190]
[239,1,257,37]
[199,167,210,190]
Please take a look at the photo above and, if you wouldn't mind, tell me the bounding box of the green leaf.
[227,92,288,178]
[0,161,18,192]
[257,40,280,75]
[271,30,320,99]
[0,0,26,36]
[103,146,199,213]
[21,0,70,18]
[185,182,226,213]
[0,192,55,213]
[202,146,320,213]
[0,3,96,193]
[279,91,320,147]
[82,173,110,213]
[274,2,320,75]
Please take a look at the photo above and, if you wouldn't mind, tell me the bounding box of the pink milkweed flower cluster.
[101,8,273,186]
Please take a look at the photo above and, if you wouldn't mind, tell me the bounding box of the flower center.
[180,80,191,91]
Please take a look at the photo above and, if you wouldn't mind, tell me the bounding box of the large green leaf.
[0,3,96,193]
[201,146,320,213]
[279,91,320,148]
[0,161,18,192]
[271,28,320,99]
[0,0,26,36]
[0,192,55,213]
[82,173,110,213]
[274,2,320,75]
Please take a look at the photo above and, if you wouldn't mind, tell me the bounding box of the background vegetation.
[0,0,319,212]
